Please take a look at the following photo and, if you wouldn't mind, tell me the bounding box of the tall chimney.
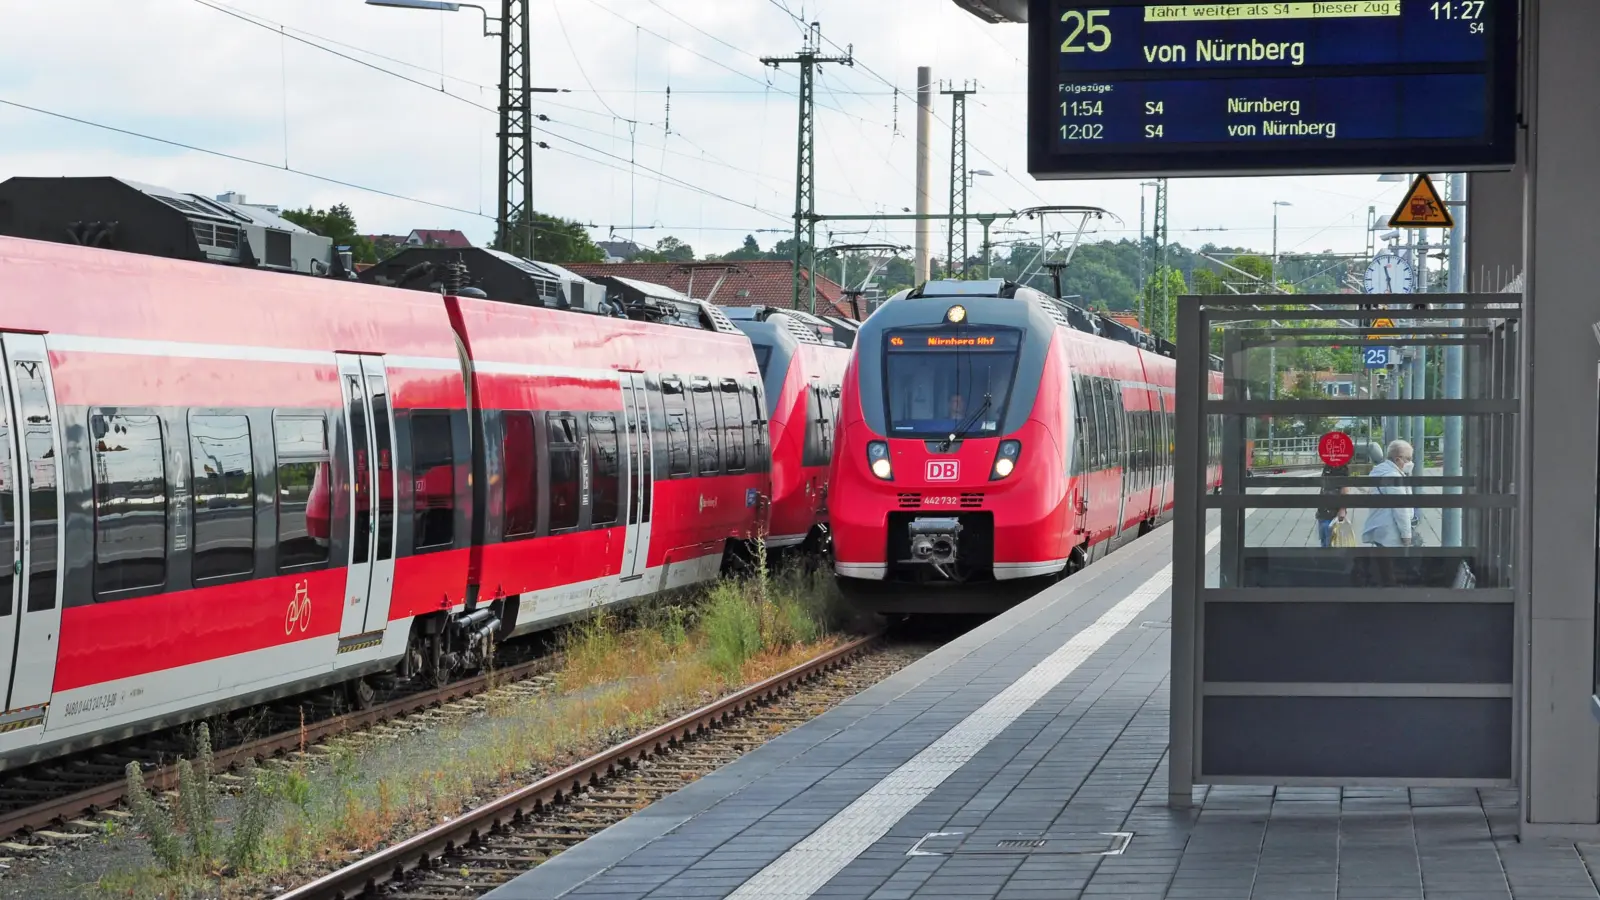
[915,66,934,284]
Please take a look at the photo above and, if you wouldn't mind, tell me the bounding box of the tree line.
[279,203,1369,321]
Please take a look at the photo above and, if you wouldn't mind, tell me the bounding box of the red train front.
[830,279,1220,614]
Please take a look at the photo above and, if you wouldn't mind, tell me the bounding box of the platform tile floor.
[488,494,1582,900]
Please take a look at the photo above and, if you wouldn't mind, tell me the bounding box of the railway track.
[271,633,927,900]
[0,642,563,848]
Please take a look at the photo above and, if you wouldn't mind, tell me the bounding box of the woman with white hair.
[1362,439,1415,547]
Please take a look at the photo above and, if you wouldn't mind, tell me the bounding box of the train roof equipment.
[0,175,350,277]
[358,246,610,315]
[584,274,745,334]
[715,305,845,346]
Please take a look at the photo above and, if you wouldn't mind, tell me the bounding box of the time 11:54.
[1061,100,1103,117]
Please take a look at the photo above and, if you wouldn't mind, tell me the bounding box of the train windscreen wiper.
[942,392,992,450]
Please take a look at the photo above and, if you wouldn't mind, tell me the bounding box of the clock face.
[1363,254,1414,294]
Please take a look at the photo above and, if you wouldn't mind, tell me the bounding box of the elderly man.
[1362,439,1415,548]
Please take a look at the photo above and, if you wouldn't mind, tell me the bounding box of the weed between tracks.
[96,561,852,899]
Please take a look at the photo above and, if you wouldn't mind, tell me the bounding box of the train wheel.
[347,677,376,710]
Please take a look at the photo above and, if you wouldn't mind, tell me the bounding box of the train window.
[741,383,766,471]
[666,411,691,476]
[411,412,456,550]
[720,391,746,473]
[346,375,372,565]
[804,385,834,468]
[692,386,721,475]
[664,385,691,477]
[274,415,330,571]
[91,410,168,596]
[1072,375,1088,475]
[16,363,59,611]
[368,377,395,562]
[0,386,11,616]
[190,414,255,582]
[589,415,620,526]
[547,414,581,531]
[502,412,538,538]
[1089,379,1101,472]
[1107,381,1122,468]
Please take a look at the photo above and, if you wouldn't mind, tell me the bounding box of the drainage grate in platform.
[908,831,1133,857]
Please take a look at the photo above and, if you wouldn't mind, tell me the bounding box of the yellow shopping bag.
[1330,518,1358,547]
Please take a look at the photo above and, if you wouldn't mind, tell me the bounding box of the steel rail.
[0,655,559,841]
[276,632,883,900]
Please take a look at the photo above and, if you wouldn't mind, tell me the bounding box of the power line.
[0,96,495,221]
[190,0,790,223]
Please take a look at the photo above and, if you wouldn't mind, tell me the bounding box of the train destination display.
[1026,0,1517,178]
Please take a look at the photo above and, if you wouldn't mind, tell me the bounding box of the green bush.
[702,581,763,678]
[123,723,279,876]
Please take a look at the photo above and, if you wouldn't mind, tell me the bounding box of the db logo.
[926,460,960,482]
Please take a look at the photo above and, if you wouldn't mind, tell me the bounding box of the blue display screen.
[1026,0,1517,178]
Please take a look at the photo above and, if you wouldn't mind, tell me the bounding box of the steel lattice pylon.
[1153,177,1169,337]
[942,82,977,278]
[764,24,852,312]
[497,0,534,258]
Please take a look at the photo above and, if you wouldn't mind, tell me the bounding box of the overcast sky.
[0,0,1421,260]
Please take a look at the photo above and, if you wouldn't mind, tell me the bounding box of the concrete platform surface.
[486,506,1594,900]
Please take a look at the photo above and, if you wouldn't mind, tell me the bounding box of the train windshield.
[883,328,1022,437]
[753,344,773,378]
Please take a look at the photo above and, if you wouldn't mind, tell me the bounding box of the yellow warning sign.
[1368,317,1395,340]
[1387,174,1454,228]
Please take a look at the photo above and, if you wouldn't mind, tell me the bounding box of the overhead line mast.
[941,80,978,277]
[763,22,853,312]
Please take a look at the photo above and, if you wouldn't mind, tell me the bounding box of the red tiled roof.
[562,261,853,318]
[408,229,473,248]
[1103,311,1144,330]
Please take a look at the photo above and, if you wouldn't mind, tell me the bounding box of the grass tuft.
[101,541,855,898]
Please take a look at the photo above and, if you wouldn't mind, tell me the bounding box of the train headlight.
[945,304,966,324]
[990,440,1022,480]
[867,441,893,480]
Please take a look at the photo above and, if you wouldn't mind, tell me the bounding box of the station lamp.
[365,0,500,35]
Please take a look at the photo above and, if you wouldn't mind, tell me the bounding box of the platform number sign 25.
[1363,346,1390,368]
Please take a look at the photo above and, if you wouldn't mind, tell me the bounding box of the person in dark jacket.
[1314,462,1351,547]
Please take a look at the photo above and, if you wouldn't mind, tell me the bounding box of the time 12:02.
[1060,123,1106,140]
[1061,101,1104,117]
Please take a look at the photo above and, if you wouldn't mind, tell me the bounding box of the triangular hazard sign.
[1388,174,1454,228]
[1372,317,1394,329]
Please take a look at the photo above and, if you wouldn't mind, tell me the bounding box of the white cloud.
[0,0,1415,257]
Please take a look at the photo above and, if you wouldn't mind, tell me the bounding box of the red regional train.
[724,310,851,553]
[829,279,1224,614]
[0,233,794,770]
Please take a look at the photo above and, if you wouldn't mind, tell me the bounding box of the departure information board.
[1026,0,1518,178]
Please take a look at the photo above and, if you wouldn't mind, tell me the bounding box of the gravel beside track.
[0,640,562,851]
[271,636,934,900]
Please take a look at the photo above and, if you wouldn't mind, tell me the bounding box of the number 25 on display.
[1363,347,1389,368]
[1061,10,1112,52]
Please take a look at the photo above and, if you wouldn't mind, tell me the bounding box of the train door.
[619,374,653,582]
[1070,373,1090,539]
[1114,381,1130,535]
[0,334,63,717]
[336,354,398,639]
